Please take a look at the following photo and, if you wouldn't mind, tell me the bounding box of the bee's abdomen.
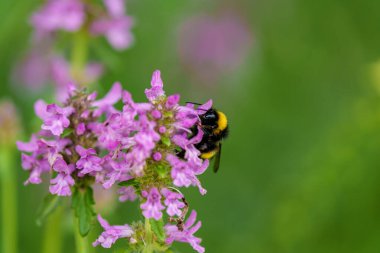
[197,141,218,159]
[200,149,218,159]
[195,140,218,153]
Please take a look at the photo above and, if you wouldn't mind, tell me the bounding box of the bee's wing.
[213,143,222,173]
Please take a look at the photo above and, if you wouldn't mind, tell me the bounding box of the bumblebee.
[180,103,229,172]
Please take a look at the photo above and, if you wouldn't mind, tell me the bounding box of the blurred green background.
[1,0,380,252]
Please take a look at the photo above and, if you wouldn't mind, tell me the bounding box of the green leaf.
[61,128,73,138]
[161,136,171,147]
[149,218,166,243]
[118,178,137,187]
[72,186,96,237]
[36,194,61,226]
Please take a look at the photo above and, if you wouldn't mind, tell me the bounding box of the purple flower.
[91,116,123,151]
[145,70,165,102]
[152,152,162,161]
[35,100,74,136]
[41,138,72,165]
[90,0,134,50]
[166,154,193,187]
[166,154,208,195]
[158,126,167,134]
[174,105,199,131]
[100,155,133,189]
[104,0,124,17]
[166,94,180,109]
[75,145,103,176]
[52,156,72,174]
[17,136,51,185]
[135,116,160,152]
[172,128,204,167]
[21,153,50,185]
[18,138,71,186]
[161,188,185,217]
[165,210,205,253]
[93,215,134,248]
[16,135,39,153]
[13,44,52,90]
[76,122,86,135]
[140,187,165,220]
[118,186,137,202]
[30,0,85,33]
[49,172,75,196]
[92,82,122,117]
[195,99,213,114]
[120,114,160,176]
[151,109,162,119]
[122,89,153,115]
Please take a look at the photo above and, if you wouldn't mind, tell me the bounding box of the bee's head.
[200,109,218,127]
[200,109,228,135]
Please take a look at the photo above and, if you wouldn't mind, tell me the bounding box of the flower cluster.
[17,84,102,193]
[15,0,134,98]
[18,71,210,252]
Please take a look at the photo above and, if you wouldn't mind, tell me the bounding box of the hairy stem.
[0,146,17,253]
[143,219,154,253]
[73,212,90,253]
[42,206,64,253]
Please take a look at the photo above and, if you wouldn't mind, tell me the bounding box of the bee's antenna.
[186,102,209,112]
[186,101,202,105]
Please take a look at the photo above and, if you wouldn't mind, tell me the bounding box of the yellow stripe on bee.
[201,150,217,159]
[216,111,228,133]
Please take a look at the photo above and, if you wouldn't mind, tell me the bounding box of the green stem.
[0,146,17,253]
[42,206,63,253]
[71,29,88,85]
[143,219,154,253]
[73,212,90,253]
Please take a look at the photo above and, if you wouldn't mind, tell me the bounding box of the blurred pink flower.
[13,36,54,90]
[14,50,51,90]
[178,12,253,85]
[90,0,134,50]
[30,0,85,34]
[14,48,103,100]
